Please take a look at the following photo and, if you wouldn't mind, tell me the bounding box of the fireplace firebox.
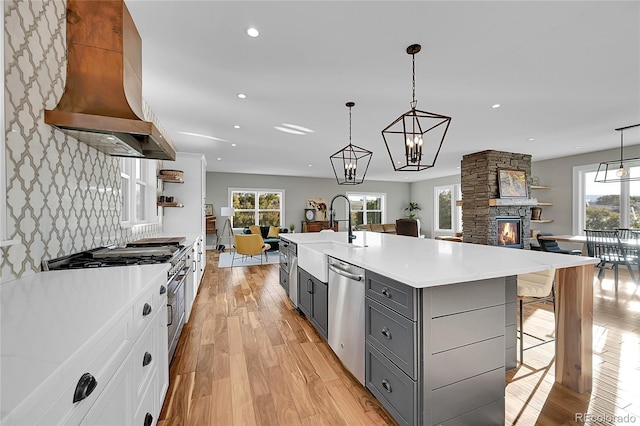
[496,217,522,248]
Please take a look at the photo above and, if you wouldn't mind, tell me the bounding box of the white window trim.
[228,188,285,228]
[346,192,386,225]
[0,21,18,247]
[120,158,158,228]
[433,184,462,236]
[573,163,631,235]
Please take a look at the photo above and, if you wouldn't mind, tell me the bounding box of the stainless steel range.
[43,242,191,363]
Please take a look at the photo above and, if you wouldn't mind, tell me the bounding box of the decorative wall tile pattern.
[2,0,161,282]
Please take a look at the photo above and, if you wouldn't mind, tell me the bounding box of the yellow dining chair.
[232,234,271,266]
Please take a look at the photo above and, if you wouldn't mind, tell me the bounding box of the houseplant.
[404,202,422,219]
[289,223,295,233]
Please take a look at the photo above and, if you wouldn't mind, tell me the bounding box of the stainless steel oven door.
[167,261,190,362]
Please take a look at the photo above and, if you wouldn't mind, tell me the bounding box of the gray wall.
[410,175,461,238]
[205,172,410,245]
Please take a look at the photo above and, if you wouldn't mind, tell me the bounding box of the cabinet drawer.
[366,298,417,379]
[134,369,157,426]
[38,311,133,425]
[279,267,289,293]
[133,283,160,340]
[430,367,504,425]
[430,305,504,353]
[133,321,156,399]
[366,271,417,320]
[430,277,505,318]
[365,343,416,426]
[430,336,504,389]
[440,398,504,426]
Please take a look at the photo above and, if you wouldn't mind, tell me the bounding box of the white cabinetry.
[162,152,207,322]
[0,266,169,426]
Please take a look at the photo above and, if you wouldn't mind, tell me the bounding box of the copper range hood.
[45,0,176,161]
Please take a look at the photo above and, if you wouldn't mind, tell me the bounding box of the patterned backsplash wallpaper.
[2,0,161,282]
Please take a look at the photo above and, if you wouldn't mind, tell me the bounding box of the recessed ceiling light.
[237,93,247,99]
[491,104,501,109]
[177,131,226,142]
[231,143,237,147]
[308,164,312,167]
[527,138,535,141]
[217,157,222,161]
[574,146,582,149]
[246,27,259,38]
[282,123,314,133]
[233,125,240,129]
[274,126,305,135]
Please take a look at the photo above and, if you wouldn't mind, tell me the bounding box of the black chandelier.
[594,123,640,183]
[329,102,373,185]
[382,44,451,172]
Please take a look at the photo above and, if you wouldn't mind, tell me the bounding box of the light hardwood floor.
[159,250,640,425]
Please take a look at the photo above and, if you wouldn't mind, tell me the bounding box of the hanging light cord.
[348,104,352,145]
[411,52,416,108]
[619,129,624,165]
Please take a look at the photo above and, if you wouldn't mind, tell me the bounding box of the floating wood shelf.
[537,202,553,206]
[158,176,184,183]
[455,200,463,206]
[488,198,538,206]
[157,202,184,208]
[531,185,550,190]
[531,219,554,223]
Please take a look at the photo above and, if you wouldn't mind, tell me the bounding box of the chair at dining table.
[536,233,582,255]
[585,229,637,291]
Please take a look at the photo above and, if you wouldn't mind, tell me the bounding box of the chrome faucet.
[329,194,355,244]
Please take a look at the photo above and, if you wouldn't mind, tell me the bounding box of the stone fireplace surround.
[461,150,533,249]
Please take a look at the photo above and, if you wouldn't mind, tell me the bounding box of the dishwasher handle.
[328,264,364,281]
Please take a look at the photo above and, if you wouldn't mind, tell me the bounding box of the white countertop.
[0,264,169,420]
[282,231,599,288]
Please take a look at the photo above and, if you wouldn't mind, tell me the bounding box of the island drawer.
[366,271,417,320]
[430,305,504,353]
[366,298,417,379]
[430,277,505,317]
[279,267,289,294]
[365,343,416,426]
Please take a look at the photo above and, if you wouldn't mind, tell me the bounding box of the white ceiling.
[125,1,640,183]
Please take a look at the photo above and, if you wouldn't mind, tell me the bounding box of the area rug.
[217,251,280,268]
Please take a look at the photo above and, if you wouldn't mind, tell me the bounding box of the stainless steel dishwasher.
[328,256,365,385]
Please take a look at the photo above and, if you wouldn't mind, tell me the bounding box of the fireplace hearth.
[497,217,522,248]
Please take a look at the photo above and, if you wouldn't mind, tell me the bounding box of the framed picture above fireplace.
[498,169,528,198]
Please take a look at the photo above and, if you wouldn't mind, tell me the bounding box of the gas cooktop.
[42,244,185,271]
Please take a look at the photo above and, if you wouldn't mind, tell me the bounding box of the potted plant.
[289,223,295,233]
[404,202,422,219]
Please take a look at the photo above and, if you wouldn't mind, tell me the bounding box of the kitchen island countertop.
[281,231,599,288]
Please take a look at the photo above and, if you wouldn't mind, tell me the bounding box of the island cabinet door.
[297,268,313,318]
[311,278,328,339]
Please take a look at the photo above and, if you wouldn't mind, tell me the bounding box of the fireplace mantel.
[488,198,538,206]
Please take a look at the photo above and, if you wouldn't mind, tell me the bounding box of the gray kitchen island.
[281,231,598,425]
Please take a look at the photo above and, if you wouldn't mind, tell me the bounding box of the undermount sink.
[297,241,364,282]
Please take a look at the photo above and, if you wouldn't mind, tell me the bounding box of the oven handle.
[167,304,173,326]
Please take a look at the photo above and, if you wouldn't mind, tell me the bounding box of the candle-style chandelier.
[329,102,373,185]
[381,43,451,172]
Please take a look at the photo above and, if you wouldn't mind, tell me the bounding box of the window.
[434,184,462,234]
[573,164,640,233]
[121,158,157,226]
[230,189,284,228]
[346,193,385,226]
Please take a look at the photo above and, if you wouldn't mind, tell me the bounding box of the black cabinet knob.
[159,285,166,295]
[144,412,153,426]
[381,287,391,298]
[381,379,392,393]
[143,352,153,367]
[73,373,98,403]
[142,303,152,316]
[381,327,392,339]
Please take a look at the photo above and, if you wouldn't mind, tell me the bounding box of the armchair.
[232,234,271,266]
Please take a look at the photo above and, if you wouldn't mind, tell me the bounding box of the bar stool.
[517,268,556,363]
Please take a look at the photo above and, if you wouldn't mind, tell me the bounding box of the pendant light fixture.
[329,102,373,185]
[594,123,640,183]
[382,44,451,171]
